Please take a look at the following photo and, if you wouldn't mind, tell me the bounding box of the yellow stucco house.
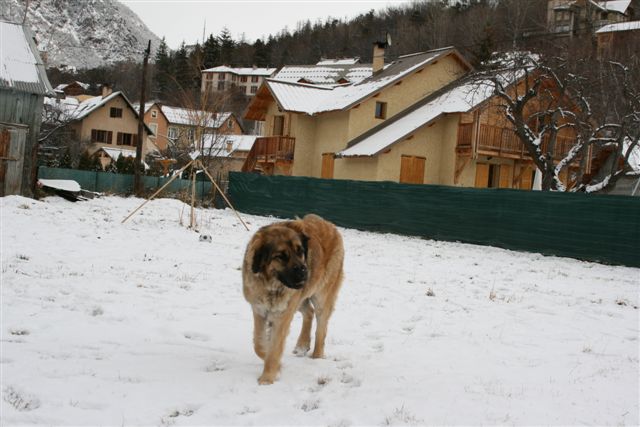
[243,45,582,190]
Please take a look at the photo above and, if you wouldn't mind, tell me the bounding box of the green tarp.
[229,172,640,268]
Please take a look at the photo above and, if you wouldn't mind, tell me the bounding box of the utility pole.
[134,40,151,196]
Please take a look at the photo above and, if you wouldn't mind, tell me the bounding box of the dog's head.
[251,224,309,290]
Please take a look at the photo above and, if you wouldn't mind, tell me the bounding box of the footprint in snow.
[204,359,227,372]
[183,331,209,341]
[3,386,40,412]
[299,398,320,412]
[160,407,196,426]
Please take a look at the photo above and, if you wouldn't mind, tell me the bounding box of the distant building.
[547,0,639,36]
[0,21,54,196]
[54,81,90,97]
[43,86,159,170]
[137,102,244,152]
[200,66,277,97]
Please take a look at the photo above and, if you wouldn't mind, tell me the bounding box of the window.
[217,81,225,91]
[251,76,259,83]
[218,73,225,80]
[227,119,234,130]
[149,123,158,136]
[187,128,195,141]
[116,132,136,146]
[168,126,178,140]
[240,76,248,83]
[110,107,123,118]
[273,115,284,135]
[251,85,258,94]
[151,110,157,118]
[91,129,112,143]
[375,101,387,119]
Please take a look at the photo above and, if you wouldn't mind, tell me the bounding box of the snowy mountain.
[0,0,162,70]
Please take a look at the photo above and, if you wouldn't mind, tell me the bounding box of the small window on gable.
[110,107,123,118]
[375,101,387,119]
[151,110,157,118]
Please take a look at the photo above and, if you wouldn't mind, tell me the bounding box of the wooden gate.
[0,125,27,196]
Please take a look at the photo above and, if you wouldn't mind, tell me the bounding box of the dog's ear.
[299,232,309,258]
[251,241,271,274]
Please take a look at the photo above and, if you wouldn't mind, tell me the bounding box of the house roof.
[599,0,633,13]
[200,134,257,157]
[337,72,514,158]
[201,66,277,76]
[596,20,640,32]
[97,147,151,169]
[274,65,372,85]
[54,81,89,91]
[160,105,233,128]
[246,47,471,119]
[316,58,361,65]
[0,21,54,96]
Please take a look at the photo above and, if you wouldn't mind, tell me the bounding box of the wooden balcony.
[241,136,295,175]
[457,123,577,161]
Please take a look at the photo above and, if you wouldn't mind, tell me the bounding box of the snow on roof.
[599,0,633,13]
[273,65,372,85]
[265,48,462,116]
[98,147,150,169]
[160,105,232,128]
[200,134,257,157]
[596,20,640,33]
[54,81,90,91]
[201,66,277,76]
[624,138,640,172]
[337,78,496,158]
[0,21,53,95]
[316,58,361,65]
[70,91,123,120]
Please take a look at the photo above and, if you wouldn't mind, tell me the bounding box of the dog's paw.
[311,350,324,359]
[293,345,309,357]
[257,374,275,385]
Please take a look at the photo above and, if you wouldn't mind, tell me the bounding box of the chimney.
[372,41,386,74]
[101,83,113,98]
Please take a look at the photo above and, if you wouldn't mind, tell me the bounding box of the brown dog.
[242,214,344,384]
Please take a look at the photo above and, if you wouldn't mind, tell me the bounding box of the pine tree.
[253,39,270,67]
[203,34,220,69]
[218,28,235,65]
[174,42,192,92]
[154,37,173,100]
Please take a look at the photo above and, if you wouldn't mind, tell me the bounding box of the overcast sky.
[120,0,406,49]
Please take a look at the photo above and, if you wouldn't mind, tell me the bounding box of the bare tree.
[477,51,639,192]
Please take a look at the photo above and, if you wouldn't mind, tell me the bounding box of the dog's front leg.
[258,299,299,385]
[252,310,267,360]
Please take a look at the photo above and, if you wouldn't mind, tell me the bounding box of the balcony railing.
[457,123,577,161]
[241,136,295,173]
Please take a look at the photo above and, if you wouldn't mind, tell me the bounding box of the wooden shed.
[0,21,54,196]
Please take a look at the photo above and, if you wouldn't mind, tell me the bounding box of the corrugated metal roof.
[0,21,54,96]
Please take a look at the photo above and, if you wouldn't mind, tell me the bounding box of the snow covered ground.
[1,195,638,426]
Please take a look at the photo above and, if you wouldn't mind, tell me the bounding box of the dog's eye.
[296,246,304,256]
[275,253,288,261]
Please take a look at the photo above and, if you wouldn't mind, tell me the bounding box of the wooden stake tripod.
[121,158,249,231]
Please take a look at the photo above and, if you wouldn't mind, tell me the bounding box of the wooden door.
[321,153,334,179]
[475,163,489,188]
[498,164,513,188]
[400,155,425,184]
[0,126,26,196]
[272,115,284,135]
[520,166,533,190]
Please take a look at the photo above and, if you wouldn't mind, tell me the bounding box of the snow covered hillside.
[0,0,161,69]
[1,195,638,425]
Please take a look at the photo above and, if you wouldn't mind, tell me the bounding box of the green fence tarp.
[228,172,640,268]
[38,167,214,199]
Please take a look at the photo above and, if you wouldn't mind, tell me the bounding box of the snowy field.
[1,195,638,426]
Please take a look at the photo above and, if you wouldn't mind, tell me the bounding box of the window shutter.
[107,131,113,144]
[117,132,122,145]
[91,129,97,142]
